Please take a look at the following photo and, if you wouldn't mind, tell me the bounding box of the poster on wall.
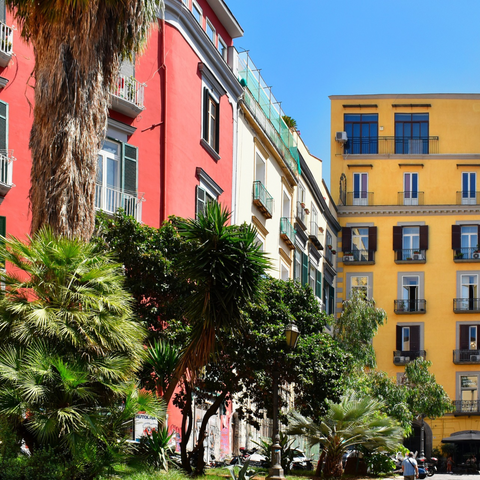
[134,413,159,442]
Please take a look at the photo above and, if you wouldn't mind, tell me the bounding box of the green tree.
[0,228,164,470]
[6,0,162,239]
[288,391,403,478]
[333,289,387,368]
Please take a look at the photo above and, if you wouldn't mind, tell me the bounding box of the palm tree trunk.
[314,450,325,477]
[323,451,343,478]
[180,383,193,473]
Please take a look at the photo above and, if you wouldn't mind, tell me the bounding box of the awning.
[442,430,480,443]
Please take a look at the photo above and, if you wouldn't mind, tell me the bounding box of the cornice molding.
[343,154,480,161]
[330,93,480,100]
[279,247,292,266]
[251,215,269,237]
[338,204,480,217]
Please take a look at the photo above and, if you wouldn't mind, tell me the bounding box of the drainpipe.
[159,16,168,224]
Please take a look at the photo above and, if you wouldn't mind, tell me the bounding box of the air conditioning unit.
[394,356,403,364]
[335,131,348,143]
[473,253,480,259]
[471,355,480,362]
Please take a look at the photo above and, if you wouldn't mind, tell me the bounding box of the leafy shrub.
[364,452,396,475]
[137,427,174,471]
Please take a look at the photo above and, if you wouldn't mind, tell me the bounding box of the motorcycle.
[417,456,437,477]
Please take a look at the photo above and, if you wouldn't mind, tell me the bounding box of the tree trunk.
[193,391,227,476]
[323,452,344,478]
[315,449,325,477]
[180,383,193,473]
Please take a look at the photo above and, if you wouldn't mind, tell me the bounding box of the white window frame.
[353,172,368,206]
[206,18,216,44]
[280,260,290,281]
[192,0,202,25]
[282,186,291,219]
[346,272,373,299]
[462,172,477,205]
[218,35,227,61]
[404,172,419,205]
[255,150,266,185]
[182,0,189,7]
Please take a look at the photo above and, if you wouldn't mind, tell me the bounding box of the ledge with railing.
[0,22,13,67]
[345,192,374,206]
[398,191,424,206]
[394,249,426,263]
[252,181,273,219]
[457,191,480,205]
[280,217,295,249]
[453,247,480,262]
[342,249,375,264]
[0,150,15,197]
[309,221,324,250]
[453,298,480,313]
[453,350,480,364]
[343,136,439,155]
[295,201,307,230]
[95,184,144,222]
[453,400,480,415]
[394,299,426,314]
[110,75,145,117]
[393,350,426,365]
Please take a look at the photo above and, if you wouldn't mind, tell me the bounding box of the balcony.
[453,400,480,415]
[95,184,144,222]
[0,22,13,67]
[0,150,15,198]
[453,247,480,262]
[252,181,273,219]
[309,221,324,250]
[344,136,439,155]
[453,298,480,313]
[457,191,480,205]
[453,350,480,364]
[110,75,145,117]
[346,192,374,206]
[295,202,307,230]
[280,217,295,250]
[398,191,424,206]
[393,350,426,365]
[394,249,426,264]
[394,299,426,314]
[324,245,335,267]
[342,249,375,265]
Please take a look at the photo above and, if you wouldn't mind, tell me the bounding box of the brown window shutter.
[460,325,469,350]
[396,325,402,351]
[369,226,377,251]
[393,226,403,261]
[342,227,351,253]
[420,225,429,250]
[452,225,461,250]
[410,326,420,351]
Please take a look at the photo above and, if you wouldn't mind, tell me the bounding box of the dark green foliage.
[137,427,173,471]
[364,452,396,475]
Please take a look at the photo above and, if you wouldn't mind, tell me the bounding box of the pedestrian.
[447,455,454,473]
[402,452,419,480]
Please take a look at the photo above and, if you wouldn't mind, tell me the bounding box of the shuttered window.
[0,100,8,152]
[315,269,322,299]
[203,87,220,153]
[396,325,420,352]
[122,143,138,195]
[195,185,214,217]
[301,252,308,286]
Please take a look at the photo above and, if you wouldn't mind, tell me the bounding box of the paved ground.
[384,476,480,480]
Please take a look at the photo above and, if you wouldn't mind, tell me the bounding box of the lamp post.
[267,324,300,480]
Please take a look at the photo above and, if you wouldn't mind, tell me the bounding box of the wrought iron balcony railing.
[0,150,15,193]
[252,181,273,219]
[394,299,426,314]
[344,136,439,155]
[457,191,480,205]
[110,75,145,116]
[95,184,144,222]
[394,249,426,263]
[393,350,426,365]
[453,247,480,261]
[280,217,295,249]
[0,22,13,67]
[398,191,424,206]
[309,221,324,250]
[453,298,480,313]
[295,201,307,229]
[342,249,375,263]
[346,192,374,206]
[453,350,480,364]
[453,400,480,415]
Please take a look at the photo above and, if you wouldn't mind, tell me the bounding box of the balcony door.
[353,173,368,206]
[402,276,419,312]
[352,227,369,261]
[461,274,478,311]
[460,375,478,413]
[462,172,476,205]
[97,140,121,213]
[461,225,478,258]
[402,227,420,260]
[404,173,418,205]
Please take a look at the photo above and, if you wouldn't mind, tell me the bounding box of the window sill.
[201,138,221,162]
[395,259,426,264]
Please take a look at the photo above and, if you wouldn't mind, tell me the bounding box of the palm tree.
[5,0,162,239]
[0,227,164,457]
[288,391,403,478]
[163,201,270,404]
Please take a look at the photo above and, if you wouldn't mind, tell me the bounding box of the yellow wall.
[330,94,480,449]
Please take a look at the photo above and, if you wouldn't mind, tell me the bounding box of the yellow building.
[330,94,480,459]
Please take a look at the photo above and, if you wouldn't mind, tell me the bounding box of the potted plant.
[406,257,413,261]
[343,252,354,262]
[304,208,310,214]
[413,250,422,260]
[455,252,464,259]
[327,245,332,250]
[319,227,324,233]
[331,250,337,255]
[300,202,306,209]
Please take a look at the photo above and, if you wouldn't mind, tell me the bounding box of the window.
[325,231,333,264]
[280,261,290,281]
[459,324,480,350]
[351,276,368,297]
[195,167,223,217]
[344,114,378,154]
[218,36,227,61]
[296,182,306,224]
[395,113,429,154]
[192,0,202,24]
[403,173,419,205]
[96,140,139,218]
[346,272,373,299]
[206,18,215,44]
[396,272,425,313]
[255,151,266,184]
[342,226,377,262]
[458,374,480,413]
[182,0,189,6]
[462,172,477,205]
[393,225,428,261]
[452,225,480,259]
[352,172,368,205]
[395,325,421,353]
[203,88,219,153]
[293,248,308,286]
[309,264,316,291]
[461,274,478,311]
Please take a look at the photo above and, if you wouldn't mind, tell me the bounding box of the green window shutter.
[0,100,8,152]
[0,216,5,267]
[315,269,322,299]
[329,285,335,314]
[302,253,308,286]
[122,143,138,195]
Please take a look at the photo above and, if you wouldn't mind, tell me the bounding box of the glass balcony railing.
[252,181,273,218]
[280,217,295,249]
[346,192,374,206]
[398,191,424,206]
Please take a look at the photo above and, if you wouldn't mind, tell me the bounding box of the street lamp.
[267,324,300,480]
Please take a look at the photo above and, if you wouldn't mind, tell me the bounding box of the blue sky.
[227,0,480,189]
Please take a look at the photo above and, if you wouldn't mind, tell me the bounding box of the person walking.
[402,452,419,480]
[447,455,454,473]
